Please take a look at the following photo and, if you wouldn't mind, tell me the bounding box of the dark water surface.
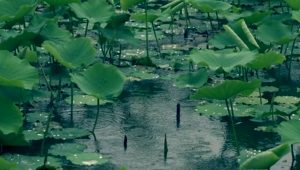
[61,79,281,170]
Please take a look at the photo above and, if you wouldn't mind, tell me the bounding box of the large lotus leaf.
[71,63,125,99]
[99,26,138,45]
[196,103,255,117]
[43,0,80,6]
[285,0,300,10]
[70,0,114,23]
[256,20,297,45]
[175,69,208,88]
[42,38,95,69]
[0,0,36,22]
[64,95,112,106]
[49,143,87,157]
[0,98,23,135]
[277,120,300,144]
[0,51,38,89]
[247,51,286,70]
[274,96,300,105]
[240,144,290,169]
[120,0,144,10]
[192,80,261,100]
[292,10,300,23]
[106,13,130,28]
[3,154,62,170]
[208,31,236,49]
[189,49,257,72]
[0,30,36,51]
[188,0,231,13]
[67,152,107,166]
[50,128,90,140]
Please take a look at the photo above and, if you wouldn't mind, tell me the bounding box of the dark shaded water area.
[57,77,281,170]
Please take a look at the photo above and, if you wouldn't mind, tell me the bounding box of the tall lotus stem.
[145,0,149,59]
[151,22,162,58]
[92,98,100,133]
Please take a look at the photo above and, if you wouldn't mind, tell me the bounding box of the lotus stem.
[145,0,149,59]
[164,133,168,161]
[70,81,74,124]
[183,2,191,28]
[269,93,275,122]
[124,135,128,151]
[176,103,181,128]
[151,22,162,58]
[119,44,122,66]
[256,70,263,105]
[207,13,213,31]
[92,98,100,133]
[225,99,232,118]
[229,98,235,118]
[84,19,89,37]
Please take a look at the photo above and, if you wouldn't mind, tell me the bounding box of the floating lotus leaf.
[192,80,261,100]
[189,49,257,72]
[64,95,112,106]
[0,0,36,22]
[120,0,144,10]
[292,10,300,23]
[122,67,159,81]
[277,120,300,144]
[195,103,254,117]
[175,69,208,88]
[71,63,126,99]
[0,157,17,170]
[0,51,38,89]
[240,144,290,169]
[274,96,300,105]
[49,143,87,157]
[285,0,300,10]
[261,86,279,93]
[256,20,297,45]
[3,154,62,170]
[0,98,23,135]
[43,0,80,6]
[70,0,114,23]
[26,112,49,124]
[42,38,96,69]
[235,97,268,105]
[188,0,231,13]
[247,51,286,70]
[49,128,90,140]
[67,152,107,166]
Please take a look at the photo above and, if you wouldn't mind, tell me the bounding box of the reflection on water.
[66,80,278,170]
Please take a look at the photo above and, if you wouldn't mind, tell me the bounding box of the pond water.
[61,78,280,170]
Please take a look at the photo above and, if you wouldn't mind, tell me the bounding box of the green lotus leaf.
[64,95,112,106]
[0,30,36,51]
[196,103,255,117]
[175,69,208,88]
[240,144,290,169]
[49,128,90,140]
[277,120,300,144]
[256,20,297,45]
[67,152,107,166]
[42,38,96,69]
[208,31,236,49]
[274,96,300,105]
[3,154,62,170]
[285,0,300,10]
[70,0,114,23]
[0,85,43,102]
[106,13,130,28]
[49,143,87,157]
[120,0,144,10]
[162,2,185,15]
[0,97,23,135]
[261,86,279,93]
[224,19,260,50]
[121,67,159,81]
[192,80,261,100]
[71,63,126,99]
[247,51,286,70]
[0,157,17,170]
[235,97,268,105]
[43,0,80,6]
[99,26,138,45]
[189,49,257,72]
[188,0,231,13]
[0,0,37,22]
[26,112,49,124]
[292,10,300,23]
[131,11,159,23]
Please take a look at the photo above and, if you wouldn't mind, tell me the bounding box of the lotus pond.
[2,0,300,169]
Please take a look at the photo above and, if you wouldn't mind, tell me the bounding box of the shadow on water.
[67,79,279,170]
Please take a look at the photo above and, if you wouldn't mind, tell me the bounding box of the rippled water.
[63,79,279,170]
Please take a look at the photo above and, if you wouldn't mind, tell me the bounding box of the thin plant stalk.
[229,98,235,118]
[256,70,263,105]
[151,22,162,58]
[92,98,100,134]
[70,81,74,124]
[207,13,213,31]
[145,0,149,59]
[84,19,89,37]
